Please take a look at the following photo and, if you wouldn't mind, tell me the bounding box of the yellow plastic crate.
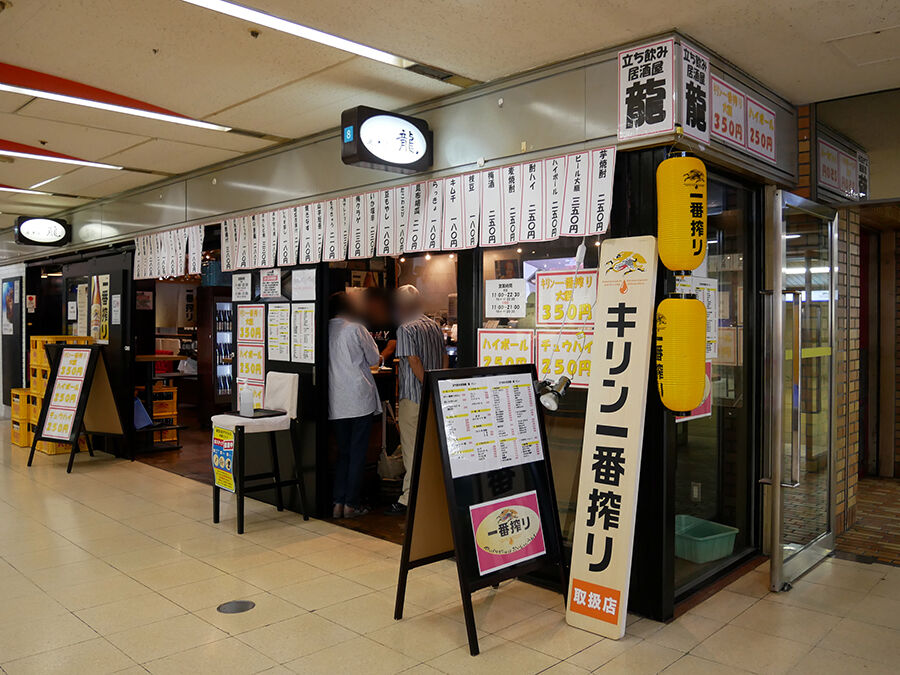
[30,335,94,368]
[153,430,178,444]
[36,437,88,456]
[27,394,42,424]
[10,388,27,420]
[29,366,50,396]
[11,419,27,447]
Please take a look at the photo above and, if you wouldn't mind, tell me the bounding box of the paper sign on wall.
[503,165,522,245]
[589,147,616,235]
[692,276,718,359]
[535,329,594,388]
[291,268,316,301]
[232,273,252,302]
[543,156,564,241]
[746,96,777,163]
[260,268,281,299]
[680,42,709,144]
[618,38,675,140]
[442,177,464,250]
[463,173,480,248]
[425,179,443,251]
[480,169,504,247]
[710,76,746,148]
[562,153,589,237]
[519,161,544,243]
[485,279,527,318]
[291,303,315,364]
[477,328,534,367]
[535,270,598,327]
[567,235,658,639]
[267,303,290,362]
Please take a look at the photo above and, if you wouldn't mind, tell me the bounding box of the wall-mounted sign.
[15,217,71,247]
[341,105,433,175]
[618,38,675,140]
[485,279,527,318]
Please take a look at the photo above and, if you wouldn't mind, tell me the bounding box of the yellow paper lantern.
[655,297,706,413]
[657,154,707,272]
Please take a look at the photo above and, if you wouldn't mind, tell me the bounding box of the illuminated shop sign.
[341,105,433,175]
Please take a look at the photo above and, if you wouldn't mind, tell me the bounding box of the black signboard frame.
[340,104,433,175]
[27,344,124,473]
[394,365,567,656]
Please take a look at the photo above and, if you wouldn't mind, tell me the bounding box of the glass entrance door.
[764,189,837,590]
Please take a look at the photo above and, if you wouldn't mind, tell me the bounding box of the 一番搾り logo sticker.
[605,251,647,275]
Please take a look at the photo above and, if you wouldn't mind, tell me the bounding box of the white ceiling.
[0,0,898,224]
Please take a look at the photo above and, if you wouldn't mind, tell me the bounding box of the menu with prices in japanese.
[438,372,543,478]
[42,348,91,440]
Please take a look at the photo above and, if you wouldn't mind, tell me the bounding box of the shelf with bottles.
[215,373,233,397]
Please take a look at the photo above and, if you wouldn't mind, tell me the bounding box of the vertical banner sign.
[710,76,746,148]
[817,140,840,191]
[238,216,251,270]
[365,193,378,257]
[314,202,326,262]
[463,172,481,249]
[618,39,675,140]
[425,179,443,251]
[680,42,709,144]
[589,147,616,235]
[278,209,295,267]
[477,328,534,366]
[257,212,270,268]
[267,303,290,362]
[300,205,314,264]
[212,426,235,492]
[348,196,367,259]
[158,232,168,278]
[746,97,777,163]
[480,169,503,247]
[42,348,91,440]
[267,210,279,267]
[562,152,589,237]
[857,151,870,199]
[503,164,522,245]
[189,227,203,276]
[839,150,859,199]
[291,302,316,363]
[377,188,399,257]
[251,214,262,269]
[520,161,544,242]
[322,200,342,261]
[543,156,564,242]
[222,221,234,272]
[442,176,464,250]
[396,186,409,253]
[535,270,599,327]
[405,183,426,253]
[236,304,265,409]
[535,330,594,388]
[566,235,658,639]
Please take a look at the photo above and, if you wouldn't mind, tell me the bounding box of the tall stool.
[211,371,309,534]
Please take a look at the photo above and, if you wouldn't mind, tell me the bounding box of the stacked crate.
[9,335,94,455]
[152,385,178,444]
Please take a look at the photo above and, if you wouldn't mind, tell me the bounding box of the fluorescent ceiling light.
[784,233,801,239]
[0,185,49,196]
[0,82,231,132]
[0,149,122,170]
[180,0,413,67]
[29,175,61,190]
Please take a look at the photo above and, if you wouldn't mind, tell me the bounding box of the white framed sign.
[618,39,675,140]
[259,268,281,299]
[485,279,527,318]
[680,42,709,144]
[291,302,316,363]
[266,303,290,362]
[710,75,746,149]
[232,273,252,302]
[291,267,316,301]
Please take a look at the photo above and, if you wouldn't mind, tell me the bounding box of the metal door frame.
[763,187,838,591]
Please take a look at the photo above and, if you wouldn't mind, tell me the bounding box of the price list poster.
[236,304,265,408]
[42,348,91,440]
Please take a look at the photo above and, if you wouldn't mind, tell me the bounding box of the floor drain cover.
[217,600,256,614]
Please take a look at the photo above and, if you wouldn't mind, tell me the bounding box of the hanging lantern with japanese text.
[654,296,706,414]
[656,154,707,272]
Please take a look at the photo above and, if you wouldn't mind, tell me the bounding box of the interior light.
[809,266,830,274]
[425,253,432,261]
[399,257,406,263]
[179,0,413,68]
[784,234,801,240]
[783,267,806,274]
[0,149,121,170]
[0,185,49,196]
[28,175,62,190]
[537,376,571,412]
[594,241,601,246]
[449,253,454,259]
[516,248,522,253]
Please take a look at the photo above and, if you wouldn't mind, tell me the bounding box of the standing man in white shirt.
[385,285,448,516]
[328,292,381,518]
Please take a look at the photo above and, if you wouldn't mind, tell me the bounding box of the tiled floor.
[4,427,900,674]
[836,477,900,565]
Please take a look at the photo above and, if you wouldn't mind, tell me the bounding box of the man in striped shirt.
[385,285,448,515]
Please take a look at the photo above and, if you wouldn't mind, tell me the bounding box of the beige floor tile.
[75,592,186,634]
[731,599,839,645]
[368,612,479,661]
[787,645,895,675]
[231,558,328,591]
[237,613,356,663]
[195,592,304,634]
[0,612,98,663]
[1,542,95,571]
[203,546,288,574]
[272,573,371,610]
[498,579,567,610]
[337,559,403,590]
[47,574,149,611]
[846,592,900,630]
[436,588,546,633]
[662,654,750,674]
[765,580,867,616]
[691,624,810,674]
[596,640,683,673]
[120,511,196,532]
[400,573,464,611]
[103,544,189,573]
[160,574,262,612]
[800,561,886,593]
[398,665,443,674]
[144,636,277,674]
[317,590,425,634]
[269,534,345,558]
[821,617,900,666]
[626,618,666,639]
[147,522,222,546]
[284,635,419,674]
[688,591,758,623]
[426,634,558,674]
[173,533,250,558]
[0,574,44,601]
[76,532,162,558]
[538,662,592,675]
[26,557,120,590]
[566,636,642,671]
[1,637,135,675]
[646,614,722,652]
[726,571,771,599]
[0,591,69,630]
[107,613,227,664]
[868,573,900,601]
[496,609,602,660]
[131,558,223,590]
[293,544,384,572]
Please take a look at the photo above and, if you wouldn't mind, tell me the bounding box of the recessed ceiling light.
[0,149,121,170]
[179,0,414,67]
[28,175,62,190]
[0,184,49,196]
[0,83,231,132]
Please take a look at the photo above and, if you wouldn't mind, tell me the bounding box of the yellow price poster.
[477,328,534,366]
[212,426,235,492]
[237,344,265,381]
[535,329,593,388]
[535,270,598,327]
[237,304,264,343]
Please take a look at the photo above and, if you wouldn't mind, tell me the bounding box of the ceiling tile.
[0,91,32,114]
[99,139,243,175]
[0,159,68,191]
[209,57,457,139]
[48,168,160,198]
[0,111,146,161]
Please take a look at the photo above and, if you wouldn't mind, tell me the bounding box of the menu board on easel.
[28,345,124,473]
[394,365,567,656]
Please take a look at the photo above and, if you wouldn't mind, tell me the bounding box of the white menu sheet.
[437,372,543,478]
